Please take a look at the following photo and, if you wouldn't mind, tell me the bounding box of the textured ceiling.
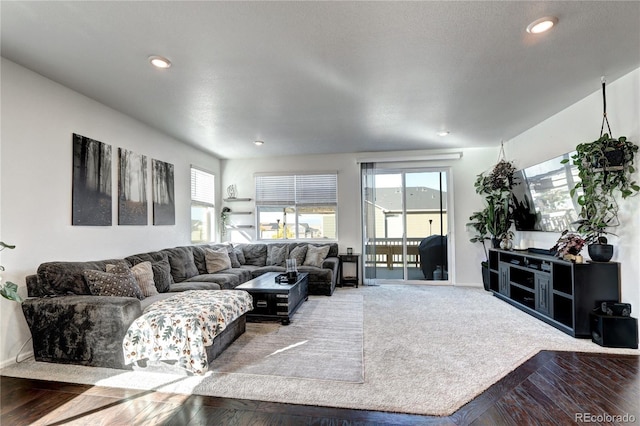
[2,1,639,159]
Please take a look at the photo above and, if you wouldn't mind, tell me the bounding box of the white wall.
[221,147,499,285]
[506,68,640,312]
[0,59,221,367]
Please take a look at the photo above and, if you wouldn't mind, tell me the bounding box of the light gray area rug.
[210,295,364,382]
[2,285,638,416]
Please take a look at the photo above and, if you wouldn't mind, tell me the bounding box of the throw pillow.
[84,268,144,300]
[242,244,267,266]
[267,244,288,266]
[131,261,158,297]
[234,245,246,265]
[150,258,173,293]
[205,248,232,273]
[225,244,241,268]
[303,244,331,267]
[289,245,308,267]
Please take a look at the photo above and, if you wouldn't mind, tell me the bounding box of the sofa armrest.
[322,257,340,285]
[22,295,142,369]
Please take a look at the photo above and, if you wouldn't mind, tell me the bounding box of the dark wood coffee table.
[236,272,309,325]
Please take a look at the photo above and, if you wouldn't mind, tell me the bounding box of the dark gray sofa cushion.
[288,244,308,266]
[177,273,240,289]
[267,244,288,266]
[125,251,174,293]
[168,281,223,292]
[36,259,130,296]
[161,247,199,283]
[242,244,267,266]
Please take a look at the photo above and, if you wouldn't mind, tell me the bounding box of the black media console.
[488,248,621,337]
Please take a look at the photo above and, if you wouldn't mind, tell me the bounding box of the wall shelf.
[228,211,252,215]
[226,225,254,229]
[223,198,252,202]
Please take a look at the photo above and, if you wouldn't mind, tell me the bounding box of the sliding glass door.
[362,164,450,283]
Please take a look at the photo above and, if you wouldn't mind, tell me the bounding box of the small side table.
[338,254,360,288]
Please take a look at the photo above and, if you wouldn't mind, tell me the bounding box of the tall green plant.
[467,159,516,259]
[564,134,639,244]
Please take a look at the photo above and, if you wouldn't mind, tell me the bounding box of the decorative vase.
[499,238,513,250]
[588,244,614,262]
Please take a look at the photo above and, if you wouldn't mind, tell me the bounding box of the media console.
[488,248,621,337]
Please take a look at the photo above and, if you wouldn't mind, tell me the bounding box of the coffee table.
[236,272,309,325]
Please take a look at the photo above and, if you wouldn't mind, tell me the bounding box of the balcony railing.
[364,238,423,270]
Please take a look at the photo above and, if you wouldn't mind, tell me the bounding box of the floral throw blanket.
[123,290,253,374]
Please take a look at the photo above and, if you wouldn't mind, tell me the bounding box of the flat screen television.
[511,152,582,233]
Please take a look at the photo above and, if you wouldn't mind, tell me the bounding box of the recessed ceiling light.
[526,16,558,34]
[437,131,450,137]
[254,140,264,146]
[148,55,171,69]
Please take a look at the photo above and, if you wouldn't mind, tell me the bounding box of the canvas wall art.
[118,148,148,225]
[152,159,175,225]
[72,133,112,226]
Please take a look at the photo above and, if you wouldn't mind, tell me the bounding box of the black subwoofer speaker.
[590,313,638,349]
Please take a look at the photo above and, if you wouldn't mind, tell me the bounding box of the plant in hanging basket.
[563,79,639,251]
[467,158,516,257]
[565,134,639,246]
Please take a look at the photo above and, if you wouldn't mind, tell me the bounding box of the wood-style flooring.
[1,351,638,425]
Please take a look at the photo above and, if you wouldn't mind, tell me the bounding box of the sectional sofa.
[21,242,339,369]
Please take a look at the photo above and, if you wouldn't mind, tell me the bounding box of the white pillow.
[205,248,232,273]
[303,245,331,267]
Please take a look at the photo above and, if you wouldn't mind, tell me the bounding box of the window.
[191,167,215,243]
[256,173,337,240]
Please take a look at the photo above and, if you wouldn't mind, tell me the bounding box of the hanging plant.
[220,207,231,236]
[468,143,516,265]
[564,79,639,250]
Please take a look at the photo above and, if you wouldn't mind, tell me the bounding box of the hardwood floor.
[1,351,638,425]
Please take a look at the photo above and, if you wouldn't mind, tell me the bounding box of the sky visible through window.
[374,172,447,191]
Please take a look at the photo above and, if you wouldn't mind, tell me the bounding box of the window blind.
[256,173,337,206]
[191,168,215,206]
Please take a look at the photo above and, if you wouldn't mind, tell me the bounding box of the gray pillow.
[243,244,267,266]
[303,244,331,267]
[125,251,173,293]
[225,244,241,268]
[162,247,199,283]
[267,244,288,266]
[205,248,232,273]
[289,245,308,267]
[131,262,158,297]
[84,267,144,300]
[234,246,246,265]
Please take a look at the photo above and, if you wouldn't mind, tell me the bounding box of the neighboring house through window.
[191,167,215,243]
[256,173,337,240]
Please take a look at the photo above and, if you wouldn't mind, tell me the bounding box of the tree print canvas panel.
[118,148,148,225]
[72,133,112,226]
[152,159,175,225]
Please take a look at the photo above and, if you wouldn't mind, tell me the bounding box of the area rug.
[210,295,364,382]
[2,285,638,416]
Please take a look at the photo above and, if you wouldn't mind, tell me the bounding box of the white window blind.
[191,168,215,206]
[256,173,337,206]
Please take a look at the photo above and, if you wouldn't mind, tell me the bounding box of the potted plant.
[566,134,639,261]
[220,207,231,236]
[0,241,23,303]
[467,158,516,290]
